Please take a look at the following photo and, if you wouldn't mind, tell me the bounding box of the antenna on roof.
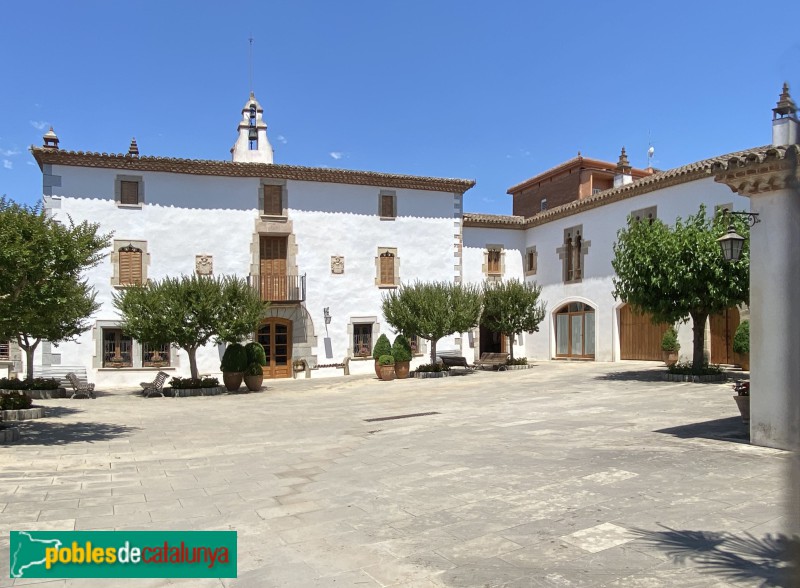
[248,35,254,94]
[647,131,655,168]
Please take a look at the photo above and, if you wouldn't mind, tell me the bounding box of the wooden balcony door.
[260,236,288,301]
[257,318,292,378]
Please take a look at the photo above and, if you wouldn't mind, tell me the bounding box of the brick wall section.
[513,170,581,217]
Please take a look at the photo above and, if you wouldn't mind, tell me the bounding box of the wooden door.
[257,318,292,378]
[710,307,739,365]
[259,236,288,301]
[619,304,669,361]
[554,303,595,359]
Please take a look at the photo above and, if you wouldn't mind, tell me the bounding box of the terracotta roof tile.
[30,148,476,194]
[462,212,525,229]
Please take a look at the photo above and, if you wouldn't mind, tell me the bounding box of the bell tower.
[231,92,274,164]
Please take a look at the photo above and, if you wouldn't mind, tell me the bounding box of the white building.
[18,86,791,389]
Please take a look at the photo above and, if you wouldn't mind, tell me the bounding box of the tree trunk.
[17,335,40,382]
[507,334,515,361]
[429,338,438,366]
[187,346,199,380]
[689,311,708,371]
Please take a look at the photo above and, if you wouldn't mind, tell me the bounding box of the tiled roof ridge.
[506,154,651,194]
[30,147,476,193]
[462,212,525,228]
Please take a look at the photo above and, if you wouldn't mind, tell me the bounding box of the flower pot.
[243,374,263,392]
[394,361,410,379]
[374,360,382,379]
[736,352,750,371]
[733,394,750,423]
[222,372,243,392]
[379,364,396,381]
[662,350,679,367]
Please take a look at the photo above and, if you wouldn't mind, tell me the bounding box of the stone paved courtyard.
[0,362,795,587]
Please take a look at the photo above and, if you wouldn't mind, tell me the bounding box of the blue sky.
[1,1,798,214]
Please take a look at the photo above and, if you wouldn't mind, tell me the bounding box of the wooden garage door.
[710,307,739,365]
[619,304,669,361]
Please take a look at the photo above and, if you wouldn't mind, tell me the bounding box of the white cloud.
[329,151,344,160]
[3,160,12,169]
[0,148,20,157]
[30,120,49,131]
[27,161,35,166]
[275,134,287,144]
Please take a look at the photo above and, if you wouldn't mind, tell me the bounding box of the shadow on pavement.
[594,369,668,382]
[631,525,799,588]
[654,416,749,444]
[10,421,139,445]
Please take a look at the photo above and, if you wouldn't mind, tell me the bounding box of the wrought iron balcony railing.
[251,274,306,303]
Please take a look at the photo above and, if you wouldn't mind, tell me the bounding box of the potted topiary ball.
[245,341,267,368]
[378,354,396,381]
[220,343,248,391]
[372,334,392,379]
[733,320,749,371]
[243,362,264,392]
[392,334,412,379]
[661,327,680,367]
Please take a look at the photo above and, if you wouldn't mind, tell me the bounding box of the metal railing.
[251,274,306,303]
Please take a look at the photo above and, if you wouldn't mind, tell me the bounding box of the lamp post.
[716,209,759,262]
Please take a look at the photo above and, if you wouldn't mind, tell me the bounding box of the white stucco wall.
[37,165,462,386]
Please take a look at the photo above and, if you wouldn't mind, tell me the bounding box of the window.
[487,249,501,275]
[115,175,143,206]
[379,191,396,219]
[540,198,548,211]
[263,184,282,216]
[409,334,421,356]
[555,302,595,359]
[118,244,143,286]
[143,342,171,367]
[0,341,9,360]
[103,328,133,368]
[631,206,657,224]
[353,324,373,357]
[592,188,602,195]
[525,246,538,276]
[375,247,399,287]
[560,226,588,283]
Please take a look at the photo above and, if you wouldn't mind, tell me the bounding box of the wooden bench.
[313,357,351,376]
[34,366,88,388]
[436,351,473,372]
[474,352,510,371]
[65,372,95,399]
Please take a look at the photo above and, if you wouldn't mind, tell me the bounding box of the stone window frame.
[379,190,397,220]
[631,205,657,224]
[114,175,144,208]
[556,225,590,284]
[92,320,176,371]
[482,245,505,281]
[259,178,288,220]
[110,239,150,288]
[347,316,381,359]
[525,246,538,276]
[375,247,400,288]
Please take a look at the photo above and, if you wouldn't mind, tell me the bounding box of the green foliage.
[114,275,265,379]
[667,361,723,375]
[245,362,263,376]
[612,205,749,369]
[372,334,392,360]
[378,354,395,366]
[0,377,28,390]
[220,343,248,373]
[382,281,482,364]
[733,320,750,354]
[415,363,450,373]
[506,357,528,366]
[661,327,680,352]
[481,279,546,360]
[0,377,59,390]
[392,334,412,362]
[0,392,32,410]
[245,342,267,366]
[0,196,112,380]
[169,377,220,389]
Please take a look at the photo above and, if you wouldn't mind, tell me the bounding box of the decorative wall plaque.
[195,254,213,276]
[331,255,344,274]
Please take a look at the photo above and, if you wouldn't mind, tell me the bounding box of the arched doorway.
[710,307,740,365]
[257,318,292,378]
[555,302,595,359]
[479,325,506,355]
[619,304,669,361]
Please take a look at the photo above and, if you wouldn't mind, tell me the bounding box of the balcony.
[251,274,306,303]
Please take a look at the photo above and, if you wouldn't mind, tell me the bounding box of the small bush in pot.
[392,335,412,379]
[372,334,392,378]
[733,320,749,370]
[220,343,247,391]
[245,342,267,367]
[243,362,264,391]
[378,354,396,381]
[661,327,680,366]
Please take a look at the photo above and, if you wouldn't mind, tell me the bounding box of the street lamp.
[717,209,760,262]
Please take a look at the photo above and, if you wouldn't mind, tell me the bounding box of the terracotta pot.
[733,394,750,423]
[662,350,679,367]
[379,364,396,381]
[394,361,410,379]
[374,360,382,378]
[736,352,750,371]
[243,374,263,392]
[222,372,243,392]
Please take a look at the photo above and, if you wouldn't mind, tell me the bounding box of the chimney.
[42,127,59,150]
[613,147,633,188]
[772,82,798,146]
[128,138,139,157]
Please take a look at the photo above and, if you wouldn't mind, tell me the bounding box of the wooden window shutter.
[119,246,143,285]
[263,185,282,215]
[379,251,395,285]
[120,181,139,205]
[381,194,394,218]
[488,250,500,274]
